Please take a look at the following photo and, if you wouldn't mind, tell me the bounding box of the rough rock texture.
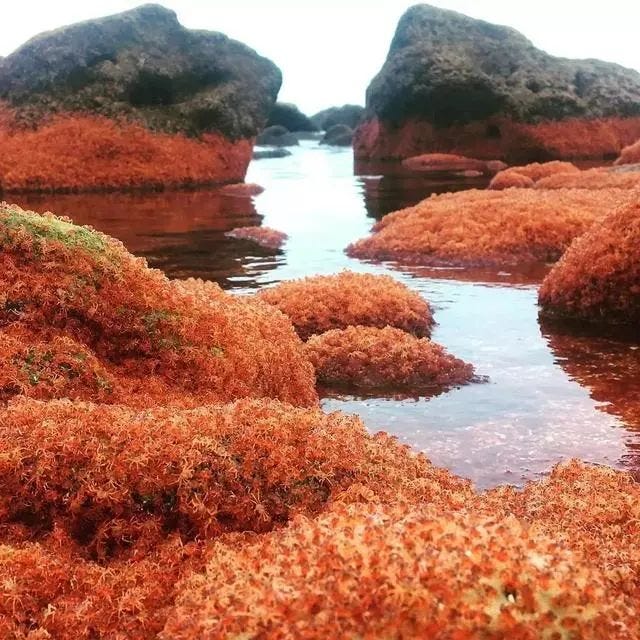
[0,4,281,191]
[539,198,640,326]
[320,124,354,146]
[267,102,317,132]
[256,124,299,147]
[311,104,364,131]
[355,4,640,162]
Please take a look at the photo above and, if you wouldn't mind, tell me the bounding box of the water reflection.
[8,141,640,488]
[13,188,284,284]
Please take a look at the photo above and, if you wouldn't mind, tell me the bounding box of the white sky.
[1,1,639,115]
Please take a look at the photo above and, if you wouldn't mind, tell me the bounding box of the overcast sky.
[1,1,639,114]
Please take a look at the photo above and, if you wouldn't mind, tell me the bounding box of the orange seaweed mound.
[306,325,474,391]
[616,139,640,165]
[0,110,252,193]
[0,203,317,408]
[347,188,629,267]
[166,502,634,639]
[402,152,505,175]
[539,197,640,325]
[219,182,265,196]
[536,166,640,190]
[489,161,579,189]
[225,225,288,249]
[0,398,471,554]
[257,271,434,340]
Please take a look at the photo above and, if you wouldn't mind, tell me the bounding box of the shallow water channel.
[16,141,640,489]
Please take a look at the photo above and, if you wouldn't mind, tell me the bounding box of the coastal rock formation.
[306,325,475,392]
[347,188,630,268]
[355,4,640,162]
[539,199,640,326]
[267,102,317,132]
[0,4,281,191]
[253,147,292,159]
[257,271,433,340]
[256,124,299,147]
[320,124,354,146]
[311,104,364,130]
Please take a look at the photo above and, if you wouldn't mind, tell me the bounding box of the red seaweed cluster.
[225,226,288,249]
[539,197,640,325]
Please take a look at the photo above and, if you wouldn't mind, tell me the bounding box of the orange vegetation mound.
[0,109,253,193]
[489,161,579,189]
[347,188,628,267]
[257,271,433,340]
[539,198,640,325]
[225,226,288,249]
[166,501,634,639]
[536,166,640,190]
[616,139,640,165]
[0,398,471,551]
[0,203,317,408]
[306,326,474,391]
[402,152,506,175]
[219,182,265,196]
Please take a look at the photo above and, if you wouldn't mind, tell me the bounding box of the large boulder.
[355,4,640,163]
[0,4,281,192]
[267,102,317,132]
[311,104,364,131]
[320,124,354,146]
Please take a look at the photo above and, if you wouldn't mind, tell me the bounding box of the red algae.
[615,139,640,165]
[489,161,579,189]
[0,203,317,408]
[257,271,434,340]
[165,502,634,640]
[539,198,640,325]
[347,188,629,267]
[0,110,253,193]
[355,116,640,163]
[0,398,471,552]
[401,152,505,175]
[219,182,265,196]
[536,167,640,190]
[306,325,474,391]
[225,225,288,249]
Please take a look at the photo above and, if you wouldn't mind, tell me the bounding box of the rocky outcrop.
[355,4,640,163]
[0,4,281,191]
[256,125,299,147]
[320,124,353,146]
[267,102,317,132]
[311,104,364,131]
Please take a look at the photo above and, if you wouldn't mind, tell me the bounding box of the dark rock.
[0,4,281,139]
[256,125,299,147]
[253,147,293,160]
[311,105,364,131]
[355,4,640,161]
[267,102,318,132]
[320,124,353,146]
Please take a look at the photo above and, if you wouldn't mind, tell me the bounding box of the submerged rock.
[347,188,629,268]
[539,199,640,326]
[267,102,318,132]
[219,182,265,197]
[0,4,281,192]
[253,147,292,159]
[355,4,640,162]
[257,271,433,340]
[320,124,353,146]
[256,124,299,147]
[311,104,364,131]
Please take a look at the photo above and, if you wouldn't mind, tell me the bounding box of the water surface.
[16,141,640,489]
